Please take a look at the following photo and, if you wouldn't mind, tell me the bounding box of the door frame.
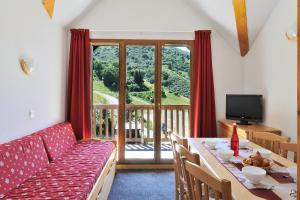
[90,39,194,164]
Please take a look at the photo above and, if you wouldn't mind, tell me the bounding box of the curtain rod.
[90,30,195,33]
[90,30,195,40]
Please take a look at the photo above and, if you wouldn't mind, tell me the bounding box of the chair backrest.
[175,143,200,166]
[170,132,188,148]
[169,132,188,161]
[174,143,200,199]
[249,131,290,152]
[168,132,189,199]
[184,160,232,200]
[274,142,297,163]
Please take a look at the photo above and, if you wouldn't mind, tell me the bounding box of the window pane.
[161,45,191,160]
[92,45,119,141]
[125,45,155,160]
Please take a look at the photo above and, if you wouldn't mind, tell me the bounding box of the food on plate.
[243,151,272,169]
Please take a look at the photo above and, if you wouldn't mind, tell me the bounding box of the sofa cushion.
[38,122,77,161]
[0,135,49,198]
[3,141,115,200]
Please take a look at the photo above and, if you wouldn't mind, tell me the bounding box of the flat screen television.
[226,94,263,125]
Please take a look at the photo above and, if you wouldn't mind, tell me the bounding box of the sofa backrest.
[0,134,49,198]
[37,122,77,161]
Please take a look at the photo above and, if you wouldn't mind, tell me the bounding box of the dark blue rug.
[108,170,175,200]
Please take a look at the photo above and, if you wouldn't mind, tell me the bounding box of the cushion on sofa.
[3,141,115,200]
[37,122,77,161]
[0,135,49,198]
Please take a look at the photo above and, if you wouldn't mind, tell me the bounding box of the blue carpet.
[108,170,175,200]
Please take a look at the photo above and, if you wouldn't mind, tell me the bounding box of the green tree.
[102,65,119,91]
[133,70,145,87]
[125,88,132,104]
[93,59,103,80]
[161,88,167,98]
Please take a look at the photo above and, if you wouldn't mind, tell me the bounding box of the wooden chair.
[249,131,290,152]
[183,160,232,200]
[274,142,297,163]
[169,132,188,167]
[169,132,189,200]
[174,143,200,200]
[170,132,188,149]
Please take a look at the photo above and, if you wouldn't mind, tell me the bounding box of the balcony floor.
[125,144,173,160]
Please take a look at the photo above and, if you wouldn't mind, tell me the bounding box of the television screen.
[226,94,263,124]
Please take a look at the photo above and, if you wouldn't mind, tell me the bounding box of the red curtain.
[67,29,91,140]
[192,30,217,138]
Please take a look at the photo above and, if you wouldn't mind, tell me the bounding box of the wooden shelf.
[218,120,281,139]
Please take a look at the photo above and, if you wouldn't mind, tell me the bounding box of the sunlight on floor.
[125,150,173,159]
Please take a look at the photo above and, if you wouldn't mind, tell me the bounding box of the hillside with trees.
[92,45,190,105]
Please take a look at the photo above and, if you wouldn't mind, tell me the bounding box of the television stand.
[237,120,252,125]
[218,120,281,139]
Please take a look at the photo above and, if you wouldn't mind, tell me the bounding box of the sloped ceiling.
[51,0,98,26]
[50,0,279,53]
[188,0,279,52]
[246,0,280,45]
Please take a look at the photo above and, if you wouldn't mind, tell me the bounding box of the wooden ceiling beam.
[42,0,55,19]
[233,0,250,56]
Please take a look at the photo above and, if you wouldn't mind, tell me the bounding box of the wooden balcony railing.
[92,104,190,142]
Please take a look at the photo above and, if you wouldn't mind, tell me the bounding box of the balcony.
[92,104,190,159]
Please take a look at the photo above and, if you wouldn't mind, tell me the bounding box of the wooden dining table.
[188,138,297,200]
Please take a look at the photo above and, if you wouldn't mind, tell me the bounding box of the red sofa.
[0,122,116,200]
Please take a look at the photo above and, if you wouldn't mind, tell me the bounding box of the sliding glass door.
[160,45,191,160]
[91,44,119,145]
[124,45,156,160]
[91,40,193,164]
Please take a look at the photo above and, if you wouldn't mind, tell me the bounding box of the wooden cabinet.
[218,120,281,139]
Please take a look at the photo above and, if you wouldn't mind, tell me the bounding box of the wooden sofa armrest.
[87,148,117,200]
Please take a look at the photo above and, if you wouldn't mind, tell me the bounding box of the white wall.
[243,0,297,141]
[0,0,67,143]
[1,0,293,144]
[71,0,244,123]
